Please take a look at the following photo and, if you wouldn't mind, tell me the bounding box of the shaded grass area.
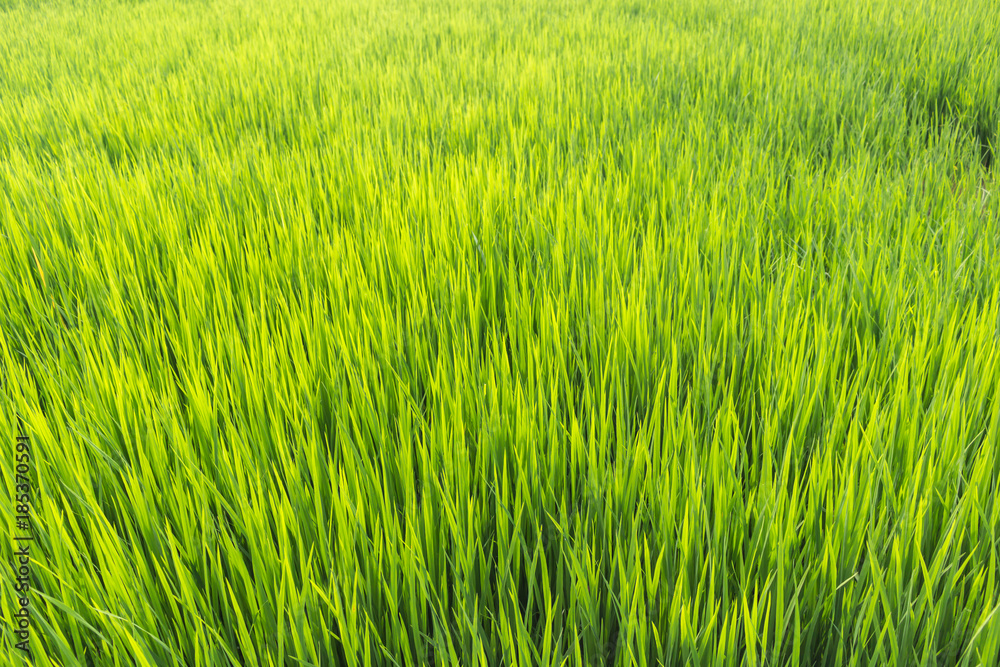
[1,0,999,664]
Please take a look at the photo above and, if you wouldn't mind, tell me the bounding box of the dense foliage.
[2,0,999,664]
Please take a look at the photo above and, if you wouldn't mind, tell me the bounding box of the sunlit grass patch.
[1,0,999,664]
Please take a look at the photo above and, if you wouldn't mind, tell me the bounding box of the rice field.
[1,0,999,664]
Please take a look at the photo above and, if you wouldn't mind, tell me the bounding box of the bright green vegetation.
[1,0,999,664]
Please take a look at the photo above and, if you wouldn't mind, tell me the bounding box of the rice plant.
[1,0,998,664]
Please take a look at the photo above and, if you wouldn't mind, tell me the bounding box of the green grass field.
[2,0,999,664]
